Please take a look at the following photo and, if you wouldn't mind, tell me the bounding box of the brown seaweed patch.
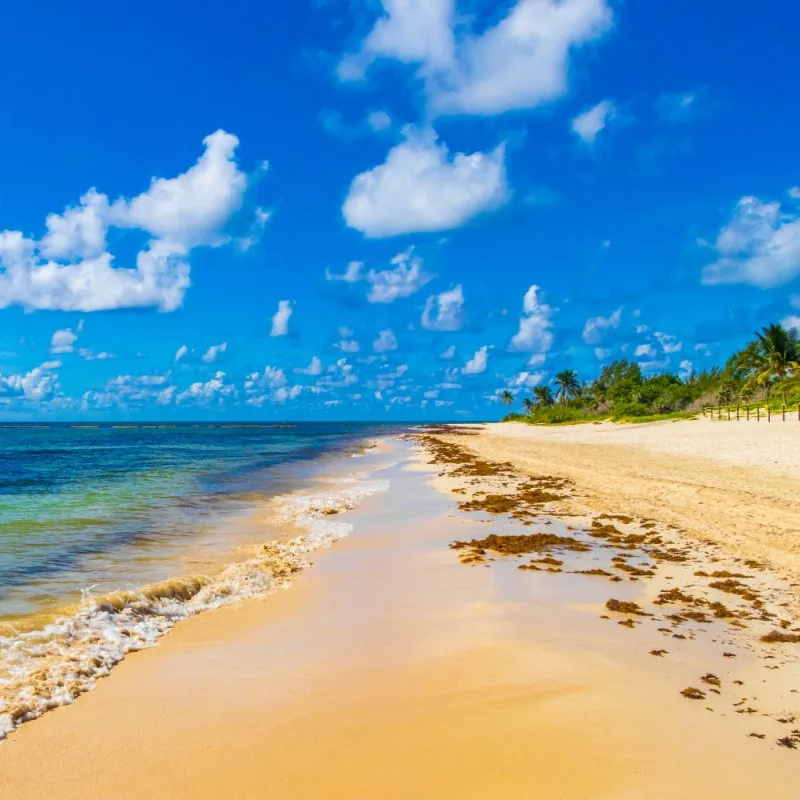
[701,673,721,687]
[573,568,614,577]
[451,533,589,556]
[613,562,655,577]
[650,549,688,563]
[707,601,735,619]
[694,570,751,579]
[681,687,706,700]
[654,588,697,605]
[708,579,760,602]
[606,599,648,616]
[649,649,668,657]
[761,631,800,644]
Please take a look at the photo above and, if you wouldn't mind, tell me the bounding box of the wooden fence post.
[768,406,771,422]
[736,404,740,421]
[757,406,760,421]
[783,405,786,422]
[746,405,750,421]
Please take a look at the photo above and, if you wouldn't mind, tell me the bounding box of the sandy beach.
[460,419,800,588]
[1,422,799,798]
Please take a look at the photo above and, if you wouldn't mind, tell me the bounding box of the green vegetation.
[501,323,800,425]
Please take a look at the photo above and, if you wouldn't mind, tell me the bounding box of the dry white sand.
[452,418,800,588]
[492,416,800,476]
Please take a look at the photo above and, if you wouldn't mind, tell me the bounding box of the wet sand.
[1,436,798,798]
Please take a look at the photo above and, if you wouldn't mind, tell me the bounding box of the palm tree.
[740,323,800,406]
[522,397,535,415]
[500,389,514,408]
[553,370,580,404]
[533,385,555,406]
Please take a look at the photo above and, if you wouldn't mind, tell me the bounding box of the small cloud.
[440,344,455,360]
[294,356,323,376]
[635,343,655,358]
[422,285,464,331]
[335,338,360,353]
[366,249,432,303]
[270,300,293,337]
[571,100,616,145]
[202,342,227,363]
[174,345,188,362]
[509,286,554,355]
[325,261,363,283]
[373,329,398,353]
[782,314,800,332]
[654,331,682,353]
[462,345,489,376]
[582,307,622,344]
[366,110,392,131]
[655,89,705,123]
[77,348,113,361]
[50,325,81,354]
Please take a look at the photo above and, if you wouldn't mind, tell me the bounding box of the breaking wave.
[0,475,388,740]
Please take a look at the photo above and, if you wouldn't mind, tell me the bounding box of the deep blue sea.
[0,422,406,622]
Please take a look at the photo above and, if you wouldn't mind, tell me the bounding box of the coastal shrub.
[502,323,800,424]
[611,401,651,418]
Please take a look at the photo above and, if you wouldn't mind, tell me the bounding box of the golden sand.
[1,434,799,798]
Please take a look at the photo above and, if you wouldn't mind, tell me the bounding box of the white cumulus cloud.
[422,284,464,331]
[366,249,433,303]
[0,130,251,312]
[325,261,363,282]
[654,332,682,354]
[50,325,81,354]
[373,329,398,353]
[509,285,554,355]
[343,128,508,238]
[571,99,616,144]
[270,300,293,337]
[462,345,489,375]
[174,345,188,362]
[294,356,323,376]
[177,371,235,404]
[339,0,613,117]
[202,342,227,363]
[701,194,800,288]
[582,306,622,344]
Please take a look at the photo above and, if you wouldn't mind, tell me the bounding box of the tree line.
[500,323,800,423]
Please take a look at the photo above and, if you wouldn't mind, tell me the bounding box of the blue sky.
[1,0,798,421]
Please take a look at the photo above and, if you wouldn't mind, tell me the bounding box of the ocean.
[0,422,407,738]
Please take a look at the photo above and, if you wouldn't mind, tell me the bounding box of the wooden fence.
[703,404,800,422]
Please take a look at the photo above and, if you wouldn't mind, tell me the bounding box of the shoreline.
[1,427,798,797]
[0,436,391,741]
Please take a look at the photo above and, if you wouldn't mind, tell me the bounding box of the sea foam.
[0,474,388,741]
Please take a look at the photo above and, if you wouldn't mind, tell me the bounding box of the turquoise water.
[0,422,405,739]
[0,422,404,621]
